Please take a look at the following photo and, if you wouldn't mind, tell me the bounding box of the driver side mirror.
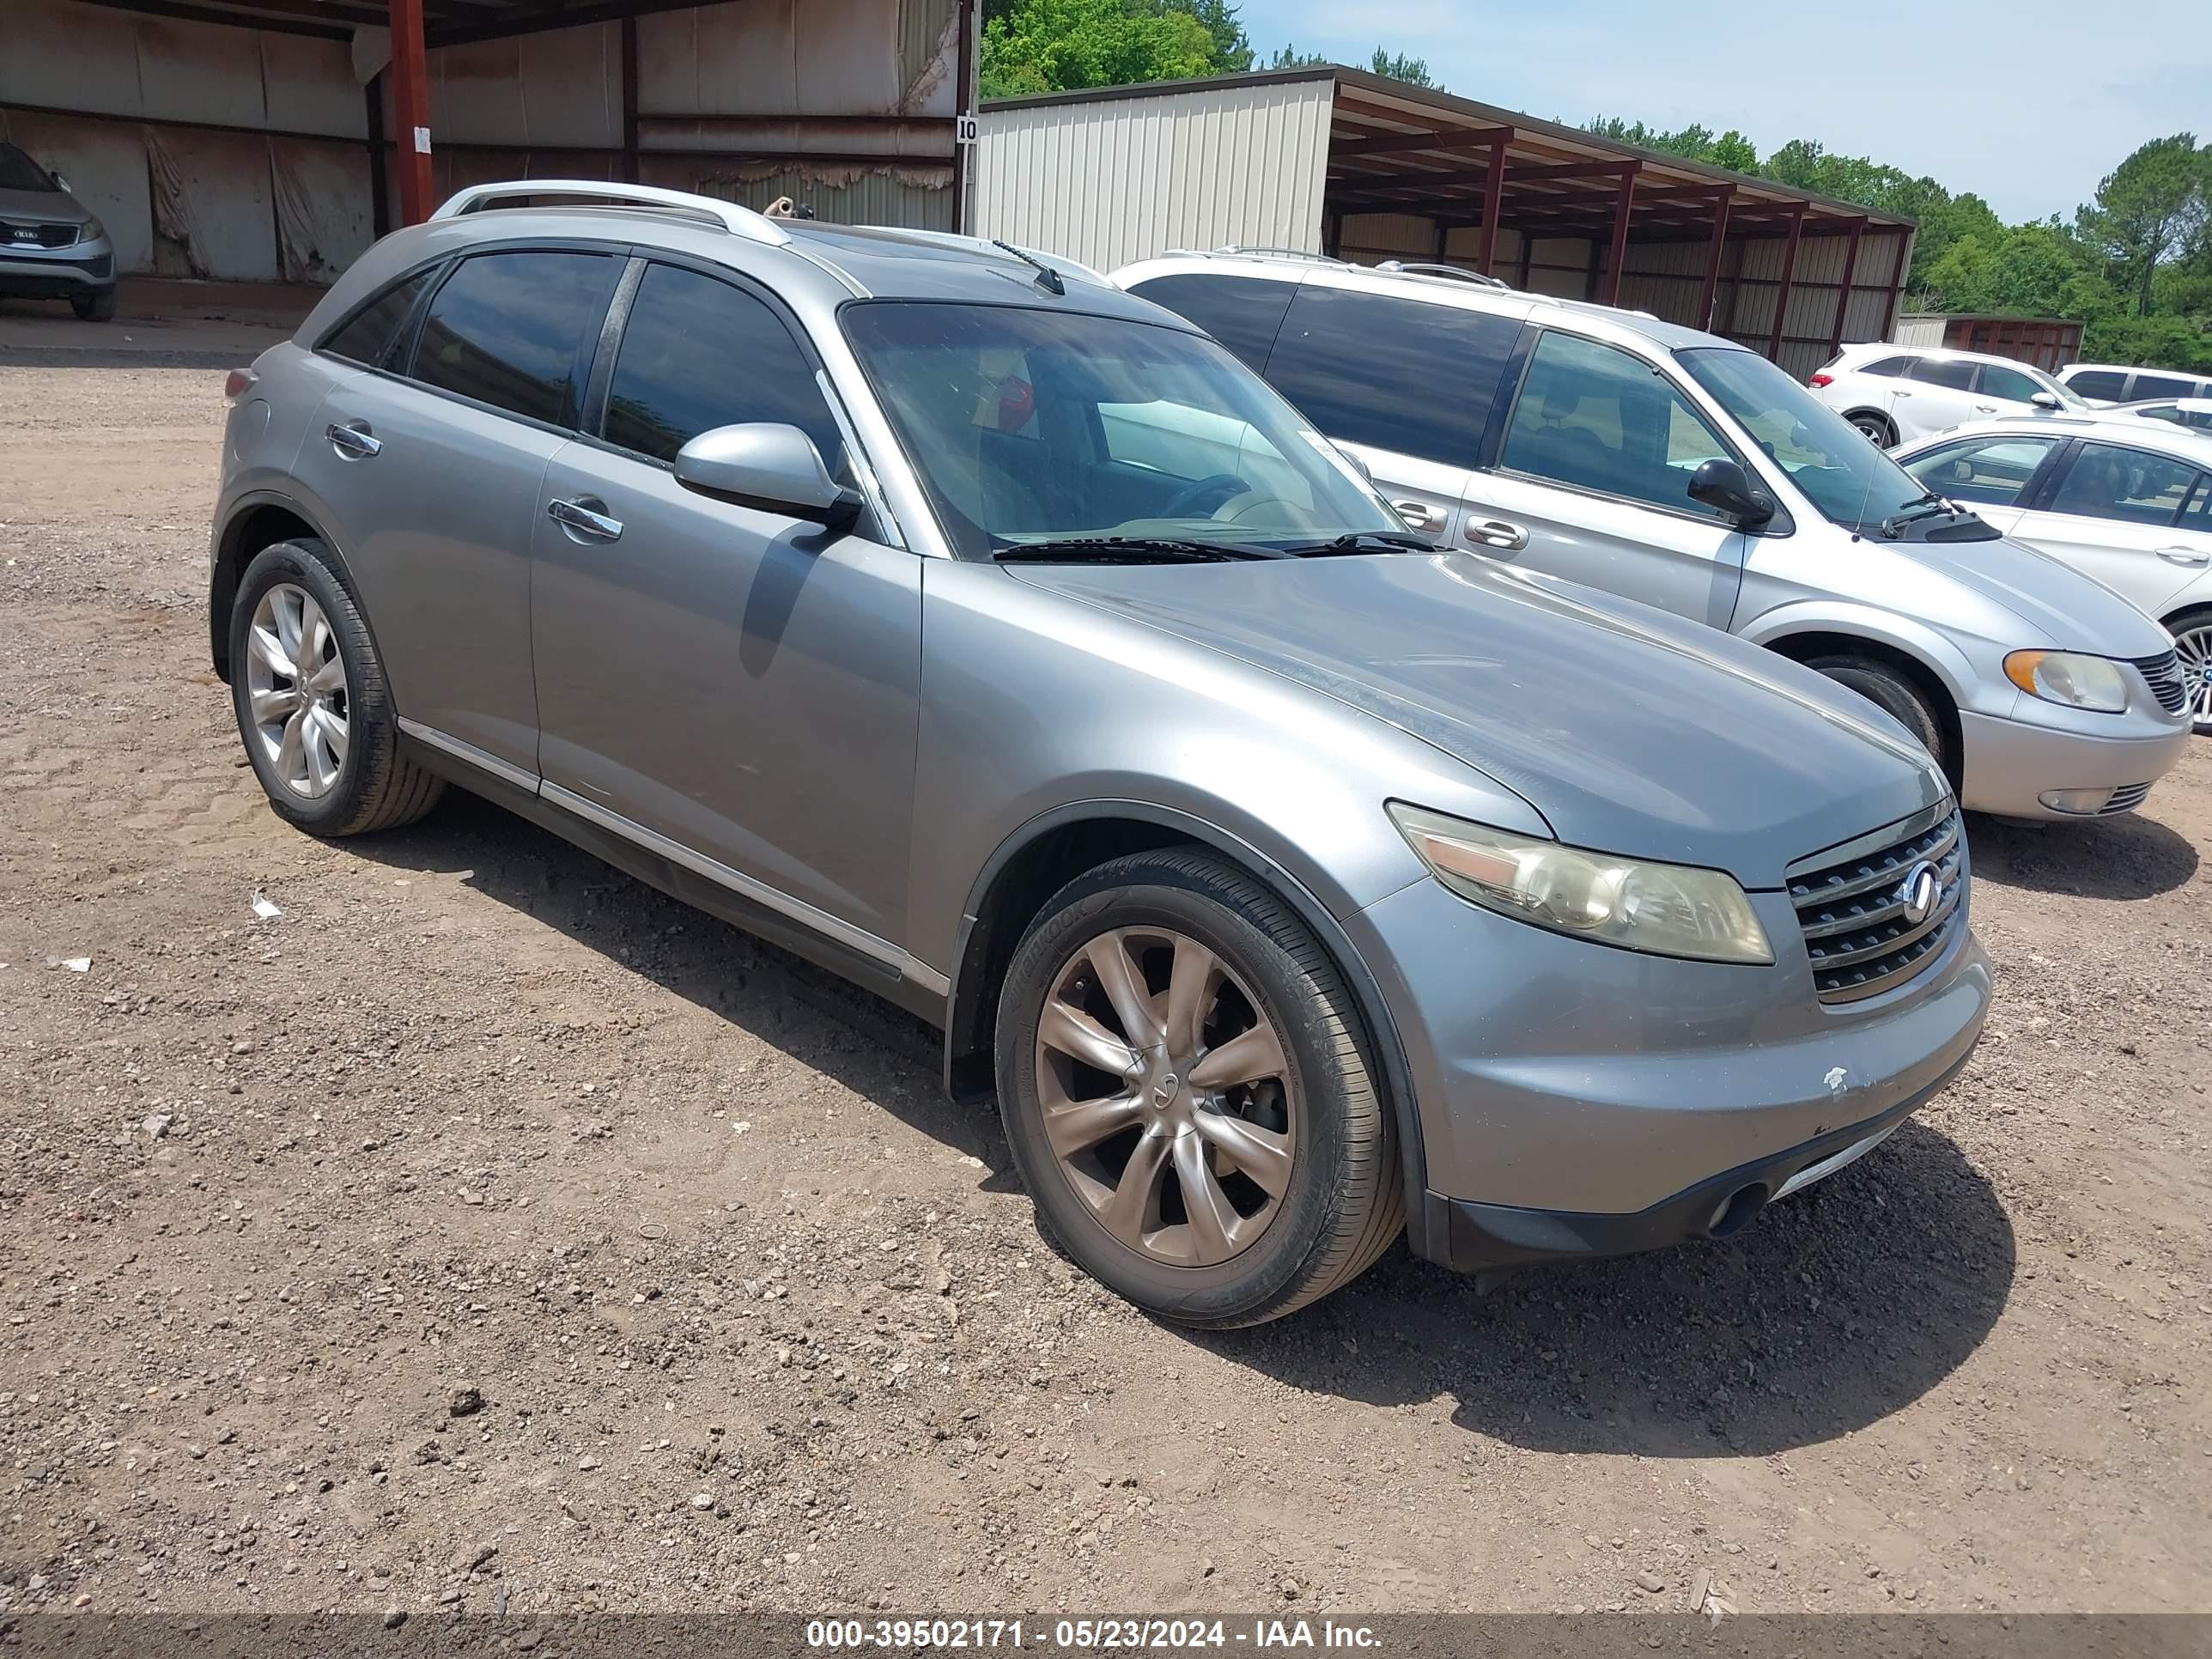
[673,422,862,531]
[2029,391,2061,411]
[51,171,70,192]
[1686,457,1775,529]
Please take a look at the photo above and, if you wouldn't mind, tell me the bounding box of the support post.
[1695,187,1732,330]
[619,15,639,184]
[1765,202,1805,361]
[1880,228,1911,341]
[1474,131,1507,276]
[389,0,434,225]
[363,70,389,240]
[1825,216,1868,359]
[1599,162,1638,305]
[950,0,975,233]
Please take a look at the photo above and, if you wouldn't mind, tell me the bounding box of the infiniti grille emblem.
[1898,860,1942,927]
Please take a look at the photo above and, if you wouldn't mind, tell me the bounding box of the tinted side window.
[1264,285,1517,468]
[602,264,845,470]
[1903,435,2057,506]
[322,270,433,367]
[408,251,622,428]
[1908,357,1976,391]
[1859,356,1911,377]
[2131,372,2198,401]
[1127,273,1297,374]
[2065,369,2128,399]
[1499,331,1736,521]
[1976,364,2044,404]
[2051,441,2199,526]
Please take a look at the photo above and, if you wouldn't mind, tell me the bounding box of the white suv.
[2060,363,2212,406]
[1808,343,2091,447]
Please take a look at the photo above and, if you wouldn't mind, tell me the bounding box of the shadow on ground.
[343,794,2012,1459]
[1968,809,2197,899]
[1198,1117,2014,1456]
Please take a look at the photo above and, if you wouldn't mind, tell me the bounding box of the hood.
[1008,551,1948,888]
[1903,531,2172,657]
[0,184,91,224]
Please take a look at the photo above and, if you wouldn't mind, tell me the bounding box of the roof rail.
[1376,259,1510,290]
[1205,245,1345,264]
[430,179,790,247]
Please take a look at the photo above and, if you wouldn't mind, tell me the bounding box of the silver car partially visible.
[0,142,117,321]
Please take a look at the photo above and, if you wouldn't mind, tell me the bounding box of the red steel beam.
[1765,202,1806,361]
[1475,131,1508,276]
[389,0,434,226]
[1599,164,1638,305]
[1825,216,1869,359]
[1695,189,1733,330]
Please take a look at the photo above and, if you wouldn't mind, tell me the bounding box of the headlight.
[1388,803,1773,964]
[2002,649,2127,713]
[82,216,105,243]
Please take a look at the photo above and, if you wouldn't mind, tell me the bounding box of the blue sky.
[1234,0,2211,222]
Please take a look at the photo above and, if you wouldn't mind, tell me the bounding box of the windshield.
[840,301,1404,559]
[1678,347,1947,531]
[0,144,58,193]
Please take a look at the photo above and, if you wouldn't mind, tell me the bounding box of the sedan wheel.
[1032,925,1296,1267]
[2172,619,2212,734]
[245,581,350,799]
[1850,413,1894,446]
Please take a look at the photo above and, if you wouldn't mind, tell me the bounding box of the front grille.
[2,219,78,249]
[2100,782,2152,816]
[2131,650,2187,716]
[1789,804,1965,1006]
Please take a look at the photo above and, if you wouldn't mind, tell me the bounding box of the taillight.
[1808,372,1834,388]
[224,367,258,402]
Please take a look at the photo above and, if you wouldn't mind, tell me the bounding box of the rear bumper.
[1957,708,2188,818]
[1422,1050,1968,1272]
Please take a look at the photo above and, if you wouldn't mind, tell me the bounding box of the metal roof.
[73,0,708,46]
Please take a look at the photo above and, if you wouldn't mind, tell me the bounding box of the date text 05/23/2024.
[805,1618,1383,1650]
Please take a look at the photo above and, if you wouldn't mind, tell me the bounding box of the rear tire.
[1847,410,1897,447]
[70,287,117,322]
[1805,653,1949,777]
[994,849,1403,1328]
[228,538,445,836]
[2165,605,2212,735]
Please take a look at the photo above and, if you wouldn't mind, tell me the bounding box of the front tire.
[70,287,118,322]
[1804,652,1951,778]
[994,849,1402,1328]
[228,538,444,836]
[2166,606,2212,735]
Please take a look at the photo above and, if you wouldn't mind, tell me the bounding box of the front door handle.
[1972,403,1998,413]
[547,496,624,542]
[1465,518,1528,552]
[2158,546,2211,567]
[1391,500,1441,532]
[325,420,381,459]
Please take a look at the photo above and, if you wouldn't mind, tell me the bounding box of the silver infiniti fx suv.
[208,182,1990,1327]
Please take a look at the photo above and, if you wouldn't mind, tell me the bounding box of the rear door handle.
[325,420,381,459]
[1391,500,1441,532]
[2158,546,2210,567]
[547,496,623,542]
[1465,518,1528,551]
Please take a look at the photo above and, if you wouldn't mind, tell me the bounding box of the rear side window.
[1908,357,1976,391]
[1498,331,1737,521]
[2050,441,2202,526]
[1263,285,1518,468]
[2064,369,2127,399]
[2130,372,2199,401]
[407,251,622,428]
[1903,434,2057,506]
[1975,363,2045,404]
[1127,273,1296,373]
[1858,356,1911,377]
[601,263,845,471]
[321,269,433,368]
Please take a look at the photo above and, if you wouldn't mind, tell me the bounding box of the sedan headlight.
[1389,803,1773,964]
[2003,649,2127,713]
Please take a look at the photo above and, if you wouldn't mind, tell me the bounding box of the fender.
[945,798,1439,1261]
[1738,597,1983,709]
[209,482,380,683]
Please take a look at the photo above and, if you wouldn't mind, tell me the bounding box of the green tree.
[980,0,1218,97]
[2075,133,2209,315]
[1368,48,1437,88]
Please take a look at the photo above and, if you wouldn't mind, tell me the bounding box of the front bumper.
[0,242,116,300]
[1956,708,2188,819]
[1348,853,1991,1267]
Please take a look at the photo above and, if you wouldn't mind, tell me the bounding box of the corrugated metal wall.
[975,79,1336,273]
[1,0,963,288]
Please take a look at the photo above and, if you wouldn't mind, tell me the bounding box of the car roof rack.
[1376,260,1510,290]
[430,179,791,248]
[1206,245,1346,264]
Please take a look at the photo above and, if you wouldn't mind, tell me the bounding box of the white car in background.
[2113,397,2212,434]
[1894,414,2212,730]
[1809,343,2093,447]
[2059,363,2212,406]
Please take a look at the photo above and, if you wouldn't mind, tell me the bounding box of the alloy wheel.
[245,582,350,799]
[2173,623,2212,733]
[1032,927,1297,1267]
[1850,415,1891,446]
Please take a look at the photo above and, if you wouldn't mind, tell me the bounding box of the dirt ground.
[0,295,2207,1626]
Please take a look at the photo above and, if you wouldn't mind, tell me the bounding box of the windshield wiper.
[1877,493,1966,538]
[993,537,1282,564]
[1288,531,1434,556]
